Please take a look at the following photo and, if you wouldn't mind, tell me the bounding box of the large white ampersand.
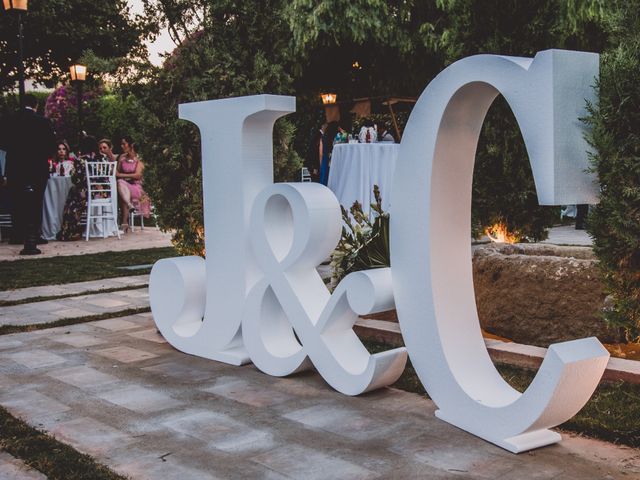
[242,182,407,395]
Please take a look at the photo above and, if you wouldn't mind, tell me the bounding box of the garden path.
[0,451,47,479]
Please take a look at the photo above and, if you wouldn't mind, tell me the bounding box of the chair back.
[301,166,312,182]
[85,161,117,201]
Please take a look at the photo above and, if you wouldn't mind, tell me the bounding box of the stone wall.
[362,243,624,346]
[472,243,623,346]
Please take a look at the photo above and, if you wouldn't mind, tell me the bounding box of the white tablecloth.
[41,176,72,239]
[327,143,398,217]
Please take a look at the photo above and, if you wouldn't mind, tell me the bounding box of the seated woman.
[98,138,117,162]
[116,135,150,232]
[57,136,100,241]
[53,140,74,175]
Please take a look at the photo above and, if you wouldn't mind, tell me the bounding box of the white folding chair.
[85,161,121,241]
[130,207,145,232]
[0,213,12,241]
[131,202,162,232]
[301,166,312,182]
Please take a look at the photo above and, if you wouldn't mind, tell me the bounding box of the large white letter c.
[391,50,609,453]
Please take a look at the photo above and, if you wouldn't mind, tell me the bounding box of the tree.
[586,1,640,341]
[427,0,608,240]
[0,0,152,93]
[136,0,302,255]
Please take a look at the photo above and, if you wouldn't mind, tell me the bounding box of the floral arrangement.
[330,185,390,285]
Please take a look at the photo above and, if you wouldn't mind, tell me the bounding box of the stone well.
[472,243,623,346]
[361,243,623,347]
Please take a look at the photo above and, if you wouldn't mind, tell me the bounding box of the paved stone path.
[0,312,637,479]
[0,288,148,327]
[0,274,149,304]
[0,451,47,479]
[541,224,592,246]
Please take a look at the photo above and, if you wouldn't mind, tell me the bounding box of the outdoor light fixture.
[3,0,28,10]
[69,64,87,82]
[321,93,337,105]
[70,64,87,141]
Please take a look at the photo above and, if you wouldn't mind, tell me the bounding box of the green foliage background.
[124,0,611,251]
[134,1,302,255]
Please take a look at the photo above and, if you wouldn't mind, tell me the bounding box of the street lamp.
[70,64,87,140]
[3,0,28,108]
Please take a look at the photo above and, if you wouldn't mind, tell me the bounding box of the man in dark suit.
[0,94,56,246]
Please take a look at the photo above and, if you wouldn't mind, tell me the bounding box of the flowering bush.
[44,84,103,145]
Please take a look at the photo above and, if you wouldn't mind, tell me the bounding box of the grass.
[0,406,128,480]
[365,340,640,448]
[0,247,178,290]
[0,306,150,336]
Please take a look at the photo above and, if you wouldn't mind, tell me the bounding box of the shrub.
[586,4,640,340]
[137,3,302,256]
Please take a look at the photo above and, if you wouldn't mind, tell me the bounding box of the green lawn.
[0,247,179,290]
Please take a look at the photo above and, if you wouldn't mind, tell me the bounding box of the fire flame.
[485,222,520,244]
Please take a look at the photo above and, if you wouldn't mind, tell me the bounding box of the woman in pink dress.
[116,136,150,232]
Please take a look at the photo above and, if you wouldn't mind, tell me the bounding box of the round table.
[327,143,399,217]
[41,176,72,240]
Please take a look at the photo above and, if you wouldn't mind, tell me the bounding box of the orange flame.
[485,222,520,244]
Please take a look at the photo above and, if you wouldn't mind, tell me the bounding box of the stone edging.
[354,319,640,385]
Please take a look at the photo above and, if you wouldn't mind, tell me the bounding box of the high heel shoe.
[120,224,130,233]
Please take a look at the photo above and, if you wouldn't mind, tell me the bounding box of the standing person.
[0,94,56,246]
[575,204,589,230]
[305,123,326,182]
[98,138,117,162]
[116,135,150,232]
[320,121,339,186]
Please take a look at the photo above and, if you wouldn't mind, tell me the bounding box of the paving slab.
[541,224,592,246]
[0,274,149,303]
[0,313,638,480]
[0,451,47,480]
[0,288,149,327]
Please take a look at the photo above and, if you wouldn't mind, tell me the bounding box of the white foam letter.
[391,50,609,452]
[149,95,295,365]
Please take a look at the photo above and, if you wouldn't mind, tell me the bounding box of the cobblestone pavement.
[0,312,638,480]
[0,451,47,479]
